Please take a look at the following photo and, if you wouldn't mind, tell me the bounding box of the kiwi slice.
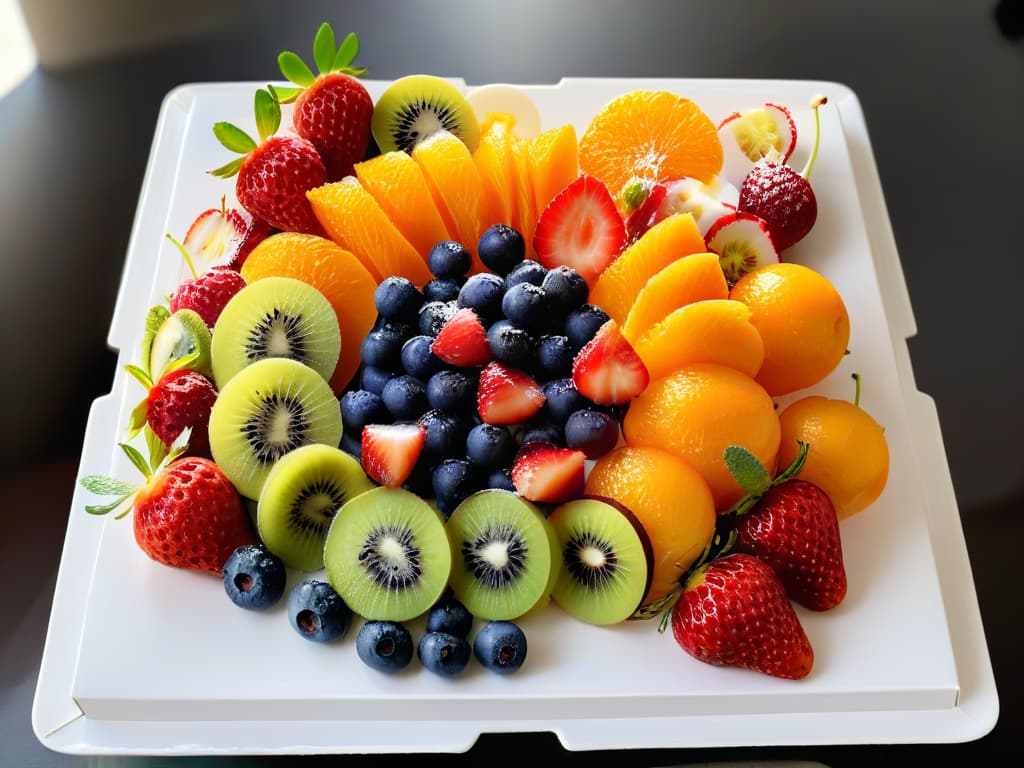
[446,490,557,621]
[211,276,340,390]
[371,74,481,154]
[549,496,654,626]
[144,306,212,380]
[324,486,451,622]
[208,357,343,500]
[257,443,374,571]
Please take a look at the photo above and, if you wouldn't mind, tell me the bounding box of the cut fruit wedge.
[704,210,781,285]
[655,176,738,236]
[717,103,796,187]
[473,113,519,234]
[528,123,579,216]
[468,84,542,139]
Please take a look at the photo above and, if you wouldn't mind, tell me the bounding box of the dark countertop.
[3,1,1020,765]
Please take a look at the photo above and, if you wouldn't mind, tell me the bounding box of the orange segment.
[589,212,706,325]
[412,130,487,273]
[623,363,780,511]
[307,178,432,286]
[633,299,765,382]
[240,232,378,393]
[354,151,451,259]
[511,135,538,259]
[621,252,729,343]
[579,90,723,206]
[473,113,518,231]
[528,123,579,215]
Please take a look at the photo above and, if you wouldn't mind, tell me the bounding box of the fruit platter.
[32,25,996,755]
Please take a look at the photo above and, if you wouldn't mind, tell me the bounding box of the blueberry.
[542,378,590,424]
[418,631,471,677]
[428,240,473,279]
[401,334,445,381]
[521,418,563,446]
[340,430,362,461]
[505,259,547,288]
[487,467,516,492]
[477,223,525,276]
[356,620,414,673]
[419,300,457,336]
[501,282,550,333]
[422,277,464,303]
[426,368,477,414]
[485,319,533,366]
[374,276,423,323]
[419,409,469,465]
[287,579,351,643]
[433,458,480,518]
[465,423,515,468]
[360,365,395,396]
[339,389,389,435]
[541,265,589,314]
[403,461,436,497]
[473,620,527,675]
[360,322,409,368]
[533,334,575,380]
[564,408,620,459]
[381,374,428,421]
[565,303,610,350]
[426,593,474,637]
[222,543,286,611]
[457,273,506,320]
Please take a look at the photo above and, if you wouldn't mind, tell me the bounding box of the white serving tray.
[32,79,998,755]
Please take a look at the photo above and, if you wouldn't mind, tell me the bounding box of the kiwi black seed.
[324,487,452,622]
[445,489,558,621]
[548,496,654,626]
[208,357,343,500]
[257,443,374,571]
[211,276,340,390]
[371,74,481,155]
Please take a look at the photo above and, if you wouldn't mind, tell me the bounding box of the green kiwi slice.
[211,276,340,390]
[324,487,452,622]
[257,443,374,571]
[371,74,481,154]
[144,306,212,380]
[208,357,343,500]
[446,489,557,621]
[549,496,654,626]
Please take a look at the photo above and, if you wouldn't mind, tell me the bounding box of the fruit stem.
[799,95,828,180]
[852,372,862,408]
[166,233,199,280]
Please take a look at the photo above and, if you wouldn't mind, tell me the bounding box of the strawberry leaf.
[126,397,149,438]
[278,51,316,88]
[146,426,168,470]
[208,157,245,179]
[212,122,256,155]
[724,445,771,496]
[254,89,281,144]
[85,496,135,517]
[313,22,335,75]
[268,83,303,105]
[119,442,151,481]
[333,32,359,71]
[124,364,153,392]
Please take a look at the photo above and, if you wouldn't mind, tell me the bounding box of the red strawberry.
[431,307,491,367]
[169,264,247,329]
[704,210,779,285]
[477,361,545,425]
[670,553,814,680]
[622,180,667,243]
[731,479,847,611]
[361,423,426,487]
[533,174,627,285]
[737,95,827,252]
[274,24,373,182]
[571,319,649,405]
[79,440,256,575]
[126,366,218,457]
[181,198,249,270]
[210,88,327,235]
[511,441,586,504]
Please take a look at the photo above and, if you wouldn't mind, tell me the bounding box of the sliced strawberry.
[511,441,586,504]
[361,423,426,488]
[704,210,780,285]
[571,319,649,405]
[477,361,545,425]
[183,199,249,270]
[717,102,797,186]
[623,181,667,243]
[533,174,627,285]
[431,307,491,367]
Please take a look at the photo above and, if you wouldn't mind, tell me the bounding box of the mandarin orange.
[528,123,579,215]
[472,113,518,232]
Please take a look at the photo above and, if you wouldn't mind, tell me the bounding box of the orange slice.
[354,151,451,259]
[239,232,378,392]
[589,212,706,326]
[307,178,432,286]
[473,113,518,232]
[528,123,579,215]
[511,135,538,259]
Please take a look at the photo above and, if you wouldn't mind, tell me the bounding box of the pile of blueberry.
[340,223,621,515]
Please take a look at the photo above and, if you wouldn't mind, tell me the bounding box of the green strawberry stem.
[799,95,828,180]
[721,441,810,518]
[274,24,367,105]
[209,89,281,178]
[166,234,198,281]
[852,372,862,407]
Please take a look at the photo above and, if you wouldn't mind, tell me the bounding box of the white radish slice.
[467,84,542,139]
[704,211,781,284]
[717,103,797,187]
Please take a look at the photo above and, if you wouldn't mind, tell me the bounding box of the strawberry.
[737,96,827,252]
[704,210,779,285]
[79,435,256,575]
[477,361,545,425]
[273,24,373,181]
[431,307,491,367]
[670,553,814,680]
[571,319,649,405]
[181,198,250,271]
[126,366,218,458]
[533,174,627,285]
[210,88,327,235]
[167,233,247,329]
[622,179,667,244]
[511,441,586,504]
[361,423,426,487]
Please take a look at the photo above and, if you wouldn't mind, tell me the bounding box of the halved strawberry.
[431,307,491,367]
[571,319,649,405]
[717,103,796,186]
[182,199,249,272]
[361,423,425,487]
[511,441,586,504]
[703,210,780,285]
[477,361,545,425]
[533,174,627,285]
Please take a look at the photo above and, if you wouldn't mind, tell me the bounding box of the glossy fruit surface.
[222,543,287,610]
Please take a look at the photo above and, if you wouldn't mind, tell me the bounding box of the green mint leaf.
[207,157,245,179]
[119,442,151,480]
[85,495,133,516]
[723,445,771,496]
[313,22,335,75]
[254,88,281,143]
[212,122,256,154]
[333,31,359,70]
[268,84,303,105]
[79,475,137,497]
[278,51,315,88]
